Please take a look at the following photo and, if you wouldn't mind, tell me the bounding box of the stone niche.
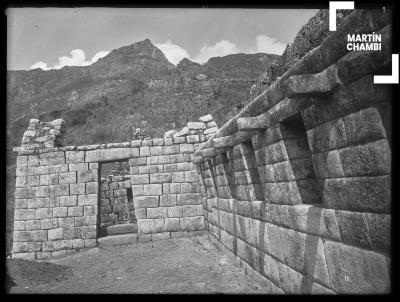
[195,8,392,295]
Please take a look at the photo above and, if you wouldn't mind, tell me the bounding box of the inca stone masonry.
[11,9,391,294]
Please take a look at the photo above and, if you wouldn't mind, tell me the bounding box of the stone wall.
[20,118,65,150]
[193,9,391,294]
[99,175,135,228]
[11,130,207,260]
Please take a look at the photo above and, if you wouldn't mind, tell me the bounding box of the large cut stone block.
[14,230,47,242]
[14,209,36,221]
[66,151,85,163]
[77,194,97,206]
[176,193,201,205]
[364,213,390,253]
[85,148,139,162]
[77,169,98,183]
[137,219,156,234]
[342,107,387,146]
[147,207,168,219]
[59,172,76,184]
[133,196,159,208]
[131,174,149,184]
[159,194,177,207]
[323,175,390,213]
[143,184,162,195]
[12,242,42,253]
[324,240,390,293]
[60,195,77,207]
[15,187,36,199]
[129,157,147,166]
[312,150,344,179]
[41,218,58,230]
[165,218,179,232]
[167,206,183,218]
[339,139,391,177]
[67,206,84,217]
[336,210,372,249]
[150,173,172,184]
[27,198,50,209]
[306,118,347,153]
[36,208,52,219]
[179,216,204,231]
[53,207,68,218]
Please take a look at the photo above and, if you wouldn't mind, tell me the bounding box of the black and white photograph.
[4,2,396,294]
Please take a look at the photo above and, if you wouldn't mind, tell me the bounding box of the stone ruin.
[167,114,218,141]
[191,8,392,294]
[10,8,392,294]
[11,114,213,261]
[132,127,151,140]
[20,118,65,150]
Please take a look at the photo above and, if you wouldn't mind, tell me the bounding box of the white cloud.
[30,49,110,70]
[255,35,286,55]
[29,35,285,71]
[155,40,190,65]
[193,40,239,64]
[29,61,50,70]
[90,51,109,64]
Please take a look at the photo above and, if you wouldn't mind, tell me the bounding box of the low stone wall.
[194,9,391,294]
[11,135,206,260]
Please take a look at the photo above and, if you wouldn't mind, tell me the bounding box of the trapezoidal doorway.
[98,160,137,237]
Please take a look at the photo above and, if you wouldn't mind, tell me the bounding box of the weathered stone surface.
[199,114,213,123]
[180,216,204,231]
[187,122,205,130]
[323,175,390,213]
[143,184,162,195]
[311,150,344,179]
[137,219,156,234]
[78,194,97,206]
[336,210,372,249]
[163,145,180,155]
[339,139,391,177]
[70,183,85,195]
[324,240,390,293]
[364,213,390,253]
[67,206,84,217]
[59,172,76,184]
[284,64,340,98]
[132,196,159,208]
[66,151,85,163]
[177,193,201,205]
[69,163,88,172]
[167,206,183,218]
[165,218,179,232]
[150,173,172,184]
[60,195,77,207]
[147,207,168,219]
[77,169,98,183]
[186,135,200,143]
[85,148,139,162]
[14,230,47,242]
[160,194,177,207]
[131,174,149,184]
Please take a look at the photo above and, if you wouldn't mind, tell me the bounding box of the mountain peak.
[177,58,201,72]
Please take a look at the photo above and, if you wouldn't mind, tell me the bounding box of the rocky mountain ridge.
[7,39,279,161]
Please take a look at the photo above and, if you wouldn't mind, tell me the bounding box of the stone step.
[98,233,138,248]
[105,223,137,236]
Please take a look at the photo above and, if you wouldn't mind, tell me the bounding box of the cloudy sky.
[7,7,318,71]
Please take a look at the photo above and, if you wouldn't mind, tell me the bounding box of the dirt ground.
[7,235,268,294]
